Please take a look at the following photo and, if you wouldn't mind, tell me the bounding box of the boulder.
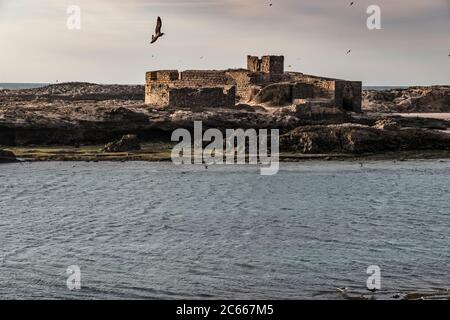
[363,86,450,113]
[280,124,450,154]
[0,149,17,163]
[102,134,141,152]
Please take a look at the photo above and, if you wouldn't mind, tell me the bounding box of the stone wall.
[145,83,170,106]
[247,56,261,73]
[292,83,314,100]
[168,86,236,109]
[334,81,362,112]
[146,70,179,82]
[247,55,284,76]
[225,69,271,102]
[261,56,284,75]
[179,70,231,86]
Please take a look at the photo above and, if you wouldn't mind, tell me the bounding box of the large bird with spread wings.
[151,16,164,44]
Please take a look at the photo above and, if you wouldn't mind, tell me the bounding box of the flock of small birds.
[149,2,449,64]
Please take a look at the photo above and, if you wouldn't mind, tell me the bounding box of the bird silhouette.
[350,2,354,6]
[347,49,352,55]
[150,16,165,44]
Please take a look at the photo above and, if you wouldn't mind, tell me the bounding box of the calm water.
[0,161,449,300]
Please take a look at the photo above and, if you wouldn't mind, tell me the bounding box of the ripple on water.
[0,161,449,299]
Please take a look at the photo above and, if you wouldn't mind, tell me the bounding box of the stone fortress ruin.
[145,55,362,116]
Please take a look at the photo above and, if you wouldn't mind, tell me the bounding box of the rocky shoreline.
[1,83,449,162]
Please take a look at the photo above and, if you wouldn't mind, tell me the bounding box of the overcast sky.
[0,0,449,85]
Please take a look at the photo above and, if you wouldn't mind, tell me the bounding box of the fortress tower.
[247,55,284,75]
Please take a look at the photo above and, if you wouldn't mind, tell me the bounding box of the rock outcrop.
[373,119,400,130]
[0,149,17,163]
[363,86,450,113]
[0,82,144,102]
[280,124,450,154]
[102,134,141,152]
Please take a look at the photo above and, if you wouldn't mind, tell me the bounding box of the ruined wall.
[292,83,314,100]
[168,86,236,109]
[334,81,362,112]
[287,74,362,112]
[179,70,232,86]
[145,83,170,106]
[247,56,261,73]
[146,70,179,82]
[261,56,284,75]
[145,70,180,105]
[291,74,336,99]
[247,55,284,77]
[225,69,271,102]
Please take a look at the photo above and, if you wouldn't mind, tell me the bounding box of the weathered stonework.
[145,54,362,114]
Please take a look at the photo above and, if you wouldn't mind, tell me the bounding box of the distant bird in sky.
[150,16,164,44]
[200,56,204,59]
[269,3,273,6]
[347,49,352,55]
[350,2,354,6]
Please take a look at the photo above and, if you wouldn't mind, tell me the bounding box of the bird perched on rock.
[150,16,165,44]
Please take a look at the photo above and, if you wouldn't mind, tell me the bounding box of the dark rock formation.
[0,149,17,163]
[363,86,450,113]
[0,82,144,102]
[102,134,141,152]
[280,124,450,154]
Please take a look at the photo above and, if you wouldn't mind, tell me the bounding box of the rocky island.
[0,55,449,162]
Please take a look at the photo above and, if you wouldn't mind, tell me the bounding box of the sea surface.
[0,161,449,300]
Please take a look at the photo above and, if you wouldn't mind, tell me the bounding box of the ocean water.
[0,83,48,90]
[0,161,449,300]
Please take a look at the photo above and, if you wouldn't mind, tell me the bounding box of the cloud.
[0,0,449,85]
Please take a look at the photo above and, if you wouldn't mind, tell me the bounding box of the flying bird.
[350,2,354,5]
[346,49,352,55]
[150,16,165,44]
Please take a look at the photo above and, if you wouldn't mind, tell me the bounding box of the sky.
[0,0,449,85]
